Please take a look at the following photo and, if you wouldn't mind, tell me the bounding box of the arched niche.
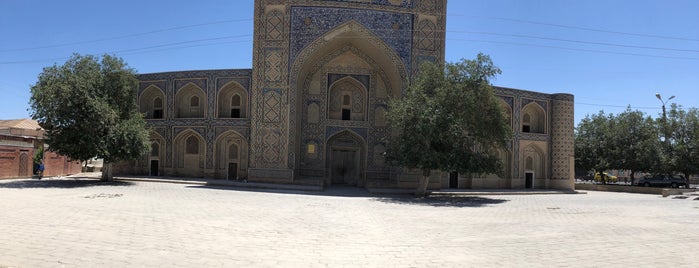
[327,77,367,121]
[326,130,366,186]
[139,85,166,119]
[374,106,387,127]
[522,144,545,180]
[214,130,248,180]
[499,99,512,130]
[173,130,205,176]
[175,83,206,118]
[292,21,407,101]
[217,81,248,119]
[521,102,546,134]
[307,102,320,124]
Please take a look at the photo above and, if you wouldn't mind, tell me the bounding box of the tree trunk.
[101,162,113,182]
[630,171,636,186]
[415,169,431,198]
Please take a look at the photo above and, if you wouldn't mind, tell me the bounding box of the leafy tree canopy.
[30,54,149,180]
[386,53,512,196]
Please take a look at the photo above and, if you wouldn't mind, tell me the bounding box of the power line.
[575,102,661,110]
[0,18,253,53]
[0,35,252,65]
[450,31,699,53]
[450,39,699,61]
[480,16,699,42]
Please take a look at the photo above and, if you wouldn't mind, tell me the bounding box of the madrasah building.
[115,0,575,190]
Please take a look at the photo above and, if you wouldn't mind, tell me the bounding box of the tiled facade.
[115,0,575,190]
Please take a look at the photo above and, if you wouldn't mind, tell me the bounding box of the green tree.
[667,105,699,179]
[607,108,660,184]
[30,54,149,181]
[386,54,511,197]
[575,111,613,183]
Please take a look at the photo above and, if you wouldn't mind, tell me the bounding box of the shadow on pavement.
[373,195,509,208]
[187,184,509,208]
[186,184,378,198]
[0,177,135,189]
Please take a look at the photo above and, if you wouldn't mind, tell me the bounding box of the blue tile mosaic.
[290,6,413,74]
[315,0,414,8]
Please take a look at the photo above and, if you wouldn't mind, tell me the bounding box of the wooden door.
[331,150,356,185]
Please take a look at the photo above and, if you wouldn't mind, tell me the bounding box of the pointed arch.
[148,130,165,159]
[328,76,368,121]
[374,106,387,127]
[326,130,367,186]
[307,102,320,124]
[522,144,545,180]
[173,129,205,176]
[139,85,166,119]
[521,102,546,134]
[214,130,248,179]
[499,99,512,130]
[291,20,407,100]
[217,81,248,119]
[175,82,206,118]
[290,20,407,172]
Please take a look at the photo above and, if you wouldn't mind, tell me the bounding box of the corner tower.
[249,0,447,183]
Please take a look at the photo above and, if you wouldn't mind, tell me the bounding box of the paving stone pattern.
[1,177,699,267]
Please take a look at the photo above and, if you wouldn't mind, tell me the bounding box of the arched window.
[521,103,546,134]
[229,144,239,160]
[341,93,351,120]
[231,94,241,118]
[186,136,199,155]
[328,77,367,121]
[522,113,531,133]
[153,98,163,119]
[150,142,159,157]
[190,96,199,107]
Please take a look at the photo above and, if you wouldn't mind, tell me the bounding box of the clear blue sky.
[1,0,698,125]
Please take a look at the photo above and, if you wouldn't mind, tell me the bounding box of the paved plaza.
[2,175,699,267]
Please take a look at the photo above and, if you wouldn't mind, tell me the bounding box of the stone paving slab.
[2,175,699,267]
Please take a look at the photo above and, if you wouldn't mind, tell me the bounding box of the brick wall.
[0,136,82,179]
[0,145,34,178]
[42,150,82,177]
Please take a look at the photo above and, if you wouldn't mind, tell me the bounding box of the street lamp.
[655,93,675,119]
[656,93,675,173]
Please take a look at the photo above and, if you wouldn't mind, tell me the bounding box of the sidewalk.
[64,172,326,192]
[75,173,579,196]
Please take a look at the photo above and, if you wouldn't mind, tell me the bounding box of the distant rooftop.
[0,118,43,138]
[0,118,40,130]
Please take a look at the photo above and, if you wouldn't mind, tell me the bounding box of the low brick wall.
[575,183,697,196]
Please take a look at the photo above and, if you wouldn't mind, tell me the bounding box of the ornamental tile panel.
[289,6,414,73]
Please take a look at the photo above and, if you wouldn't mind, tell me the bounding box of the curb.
[115,177,323,192]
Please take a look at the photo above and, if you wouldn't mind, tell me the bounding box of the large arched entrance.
[326,131,366,186]
[290,21,407,183]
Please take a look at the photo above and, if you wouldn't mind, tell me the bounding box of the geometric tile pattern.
[316,0,414,8]
[264,49,282,82]
[418,19,435,51]
[265,10,283,40]
[289,6,414,74]
[263,89,281,123]
[550,94,575,181]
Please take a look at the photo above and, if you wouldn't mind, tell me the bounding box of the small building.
[0,119,81,179]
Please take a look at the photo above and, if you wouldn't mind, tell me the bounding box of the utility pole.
[655,93,675,173]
